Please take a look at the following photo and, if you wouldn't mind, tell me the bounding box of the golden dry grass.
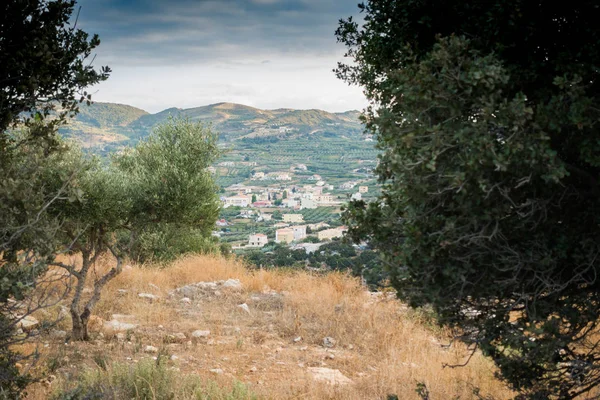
[24,254,514,399]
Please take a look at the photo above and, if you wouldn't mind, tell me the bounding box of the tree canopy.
[337,1,600,398]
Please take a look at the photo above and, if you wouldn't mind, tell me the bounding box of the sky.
[76,0,367,113]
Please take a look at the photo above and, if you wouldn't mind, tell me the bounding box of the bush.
[52,358,258,400]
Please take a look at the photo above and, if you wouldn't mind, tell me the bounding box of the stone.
[308,367,353,385]
[16,316,39,331]
[191,330,210,338]
[138,293,159,301]
[293,336,302,343]
[116,333,126,342]
[237,303,251,314]
[249,366,258,373]
[49,330,67,340]
[116,289,129,296]
[169,332,187,343]
[144,345,158,353]
[222,279,242,290]
[148,283,160,291]
[322,337,336,348]
[210,368,224,374]
[180,297,191,304]
[104,320,137,332]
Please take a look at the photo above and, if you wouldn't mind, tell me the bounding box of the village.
[214,163,374,255]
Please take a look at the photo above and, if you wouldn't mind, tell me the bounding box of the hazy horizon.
[76,0,368,114]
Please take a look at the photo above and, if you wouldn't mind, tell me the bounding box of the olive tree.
[337,1,600,398]
[51,118,221,340]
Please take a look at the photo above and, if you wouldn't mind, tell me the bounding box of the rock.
[249,366,257,373]
[210,368,224,375]
[308,367,353,385]
[116,333,126,342]
[166,332,187,343]
[191,330,210,338]
[170,355,179,361]
[293,336,302,343]
[116,289,129,296]
[16,316,39,331]
[237,303,251,314]
[138,293,159,301]
[323,337,336,348]
[148,283,160,291]
[57,306,69,320]
[222,279,242,290]
[104,320,137,332]
[325,353,335,360]
[180,297,191,304]
[144,345,158,353]
[49,330,67,340]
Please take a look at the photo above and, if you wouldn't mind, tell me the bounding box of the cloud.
[76,0,366,112]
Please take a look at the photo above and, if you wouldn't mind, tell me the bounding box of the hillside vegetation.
[60,102,364,152]
[23,254,514,400]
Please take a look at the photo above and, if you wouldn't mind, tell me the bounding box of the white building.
[283,214,304,223]
[292,225,307,241]
[223,195,250,207]
[351,192,362,201]
[248,234,268,248]
[301,198,317,210]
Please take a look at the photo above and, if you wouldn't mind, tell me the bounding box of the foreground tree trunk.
[54,243,123,341]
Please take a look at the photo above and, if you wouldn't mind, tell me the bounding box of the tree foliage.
[337,1,600,398]
[1,0,109,395]
[50,118,221,340]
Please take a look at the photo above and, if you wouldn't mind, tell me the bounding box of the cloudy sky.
[76,0,367,113]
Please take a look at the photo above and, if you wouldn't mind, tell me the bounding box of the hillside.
[25,254,514,399]
[60,102,364,151]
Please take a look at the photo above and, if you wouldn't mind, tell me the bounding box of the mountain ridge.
[59,101,365,152]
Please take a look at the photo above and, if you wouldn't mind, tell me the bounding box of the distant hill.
[59,101,364,151]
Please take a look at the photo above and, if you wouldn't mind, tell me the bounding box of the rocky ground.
[22,255,513,399]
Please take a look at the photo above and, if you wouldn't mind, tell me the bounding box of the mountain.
[60,101,364,151]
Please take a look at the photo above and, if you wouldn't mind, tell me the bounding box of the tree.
[272,210,283,220]
[282,190,287,199]
[1,0,109,395]
[337,2,600,398]
[51,118,220,340]
[251,194,257,203]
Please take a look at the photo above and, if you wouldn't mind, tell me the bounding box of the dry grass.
[24,254,514,399]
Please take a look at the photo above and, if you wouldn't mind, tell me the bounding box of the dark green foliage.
[337,1,600,398]
[1,1,109,396]
[0,0,110,135]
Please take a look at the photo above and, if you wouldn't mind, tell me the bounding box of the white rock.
[104,320,137,332]
[138,293,160,301]
[308,367,353,385]
[323,337,336,348]
[17,316,39,331]
[222,279,242,290]
[237,303,251,314]
[249,366,258,373]
[210,368,224,374]
[144,345,158,353]
[191,330,211,338]
[293,336,302,343]
[180,297,191,304]
[148,283,160,291]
